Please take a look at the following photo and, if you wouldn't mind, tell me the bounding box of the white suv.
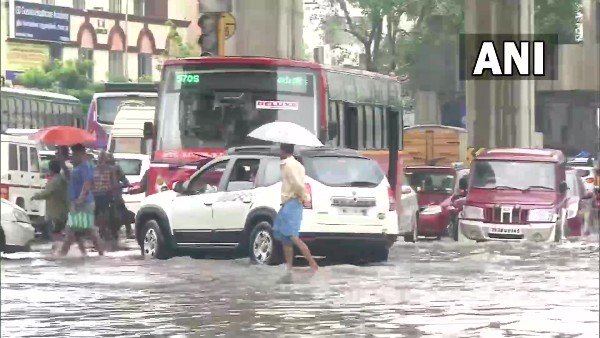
[135,147,400,264]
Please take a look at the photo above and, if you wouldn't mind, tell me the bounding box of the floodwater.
[1,238,599,337]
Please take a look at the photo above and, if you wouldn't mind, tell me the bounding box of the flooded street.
[1,239,599,337]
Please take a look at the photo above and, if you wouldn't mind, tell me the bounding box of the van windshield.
[472,160,555,191]
[112,138,146,154]
[406,172,454,193]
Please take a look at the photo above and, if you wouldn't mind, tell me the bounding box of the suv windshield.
[157,67,317,151]
[472,160,556,190]
[406,172,454,193]
[304,156,384,187]
[97,96,157,125]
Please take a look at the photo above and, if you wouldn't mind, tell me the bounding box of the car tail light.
[304,183,312,209]
[586,177,594,184]
[388,187,396,211]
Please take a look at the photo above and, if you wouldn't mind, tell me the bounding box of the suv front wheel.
[249,221,282,265]
[141,219,171,259]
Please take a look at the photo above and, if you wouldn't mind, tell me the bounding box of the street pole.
[124,0,129,80]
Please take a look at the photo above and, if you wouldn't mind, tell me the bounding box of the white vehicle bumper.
[459,219,556,242]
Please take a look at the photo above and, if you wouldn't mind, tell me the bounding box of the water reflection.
[2,238,598,337]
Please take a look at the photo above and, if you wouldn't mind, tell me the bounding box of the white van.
[107,102,155,155]
[108,103,154,217]
[0,134,44,219]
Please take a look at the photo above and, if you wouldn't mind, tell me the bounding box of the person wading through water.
[60,144,104,256]
[273,143,319,272]
[92,151,119,250]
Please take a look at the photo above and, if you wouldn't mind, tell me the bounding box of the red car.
[405,166,470,239]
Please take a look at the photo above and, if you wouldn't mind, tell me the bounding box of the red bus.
[145,57,405,195]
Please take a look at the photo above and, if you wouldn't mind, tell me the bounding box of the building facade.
[1,0,198,83]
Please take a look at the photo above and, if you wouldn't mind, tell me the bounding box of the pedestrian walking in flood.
[273,143,319,272]
[59,144,104,256]
[107,153,134,239]
[32,160,69,245]
[92,151,119,250]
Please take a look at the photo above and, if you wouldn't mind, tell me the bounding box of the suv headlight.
[421,205,442,215]
[528,209,556,222]
[462,206,484,220]
[13,208,30,223]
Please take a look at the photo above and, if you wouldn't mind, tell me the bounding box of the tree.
[535,0,581,43]
[319,0,580,75]
[16,59,102,113]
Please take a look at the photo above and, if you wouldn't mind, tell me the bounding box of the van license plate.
[341,208,367,216]
[489,227,521,234]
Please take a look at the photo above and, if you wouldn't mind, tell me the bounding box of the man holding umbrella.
[247,121,325,271]
[274,143,319,272]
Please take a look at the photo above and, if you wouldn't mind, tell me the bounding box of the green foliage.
[324,0,580,77]
[535,0,581,43]
[17,59,97,106]
[138,74,154,83]
[163,20,195,58]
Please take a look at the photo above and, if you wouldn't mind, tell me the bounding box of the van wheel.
[140,220,171,259]
[249,221,282,265]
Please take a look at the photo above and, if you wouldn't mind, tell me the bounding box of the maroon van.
[405,166,469,239]
[458,149,569,242]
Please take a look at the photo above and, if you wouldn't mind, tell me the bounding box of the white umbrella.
[248,121,324,147]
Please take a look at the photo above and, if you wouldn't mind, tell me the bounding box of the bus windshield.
[157,66,318,152]
[97,96,157,125]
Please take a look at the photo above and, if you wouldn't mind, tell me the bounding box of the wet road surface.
[2,238,599,337]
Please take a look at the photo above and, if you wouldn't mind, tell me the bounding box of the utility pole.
[124,0,129,80]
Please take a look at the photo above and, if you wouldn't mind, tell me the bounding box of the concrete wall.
[226,0,303,59]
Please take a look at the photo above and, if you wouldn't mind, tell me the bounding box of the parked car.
[1,198,35,253]
[458,148,569,242]
[564,168,595,236]
[135,146,400,264]
[405,166,469,239]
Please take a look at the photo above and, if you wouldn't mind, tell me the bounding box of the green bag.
[67,211,94,231]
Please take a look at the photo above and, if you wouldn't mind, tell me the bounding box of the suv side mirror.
[559,181,568,194]
[459,176,469,191]
[143,121,154,140]
[173,181,185,194]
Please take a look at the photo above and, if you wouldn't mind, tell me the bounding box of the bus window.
[356,77,372,103]
[19,146,28,171]
[364,105,374,149]
[357,106,366,149]
[1,96,8,130]
[23,99,32,128]
[31,100,39,129]
[343,105,359,150]
[327,100,340,146]
[374,106,383,149]
[29,147,40,173]
[326,71,344,100]
[382,108,388,148]
[9,144,18,170]
[343,74,357,103]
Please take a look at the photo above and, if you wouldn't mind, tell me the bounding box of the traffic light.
[198,13,219,56]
